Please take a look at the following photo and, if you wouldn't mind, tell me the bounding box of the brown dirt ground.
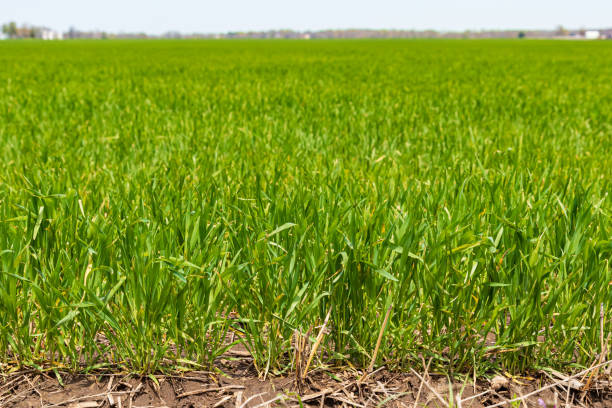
[2,339,611,408]
[2,359,612,408]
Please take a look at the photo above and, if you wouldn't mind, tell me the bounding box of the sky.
[2,0,612,35]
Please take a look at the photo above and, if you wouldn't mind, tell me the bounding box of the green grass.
[0,40,610,377]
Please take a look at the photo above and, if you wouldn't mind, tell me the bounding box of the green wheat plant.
[0,39,610,376]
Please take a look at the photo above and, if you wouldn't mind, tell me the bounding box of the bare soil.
[2,343,611,408]
[3,359,612,408]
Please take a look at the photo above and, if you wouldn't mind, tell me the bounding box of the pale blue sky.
[2,0,611,34]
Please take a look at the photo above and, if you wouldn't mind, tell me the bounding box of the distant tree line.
[2,21,43,38]
[2,21,612,40]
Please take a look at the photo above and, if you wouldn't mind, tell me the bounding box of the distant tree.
[556,25,568,36]
[2,21,17,38]
[518,31,526,39]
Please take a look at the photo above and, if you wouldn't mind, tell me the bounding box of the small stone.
[491,375,509,391]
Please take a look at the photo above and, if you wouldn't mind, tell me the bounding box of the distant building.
[163,31,182,39]
[41,29,63,40]
[66,28,104,39]
[585,30,600,40]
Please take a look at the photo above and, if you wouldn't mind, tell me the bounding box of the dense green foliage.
[0,40,610,376]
